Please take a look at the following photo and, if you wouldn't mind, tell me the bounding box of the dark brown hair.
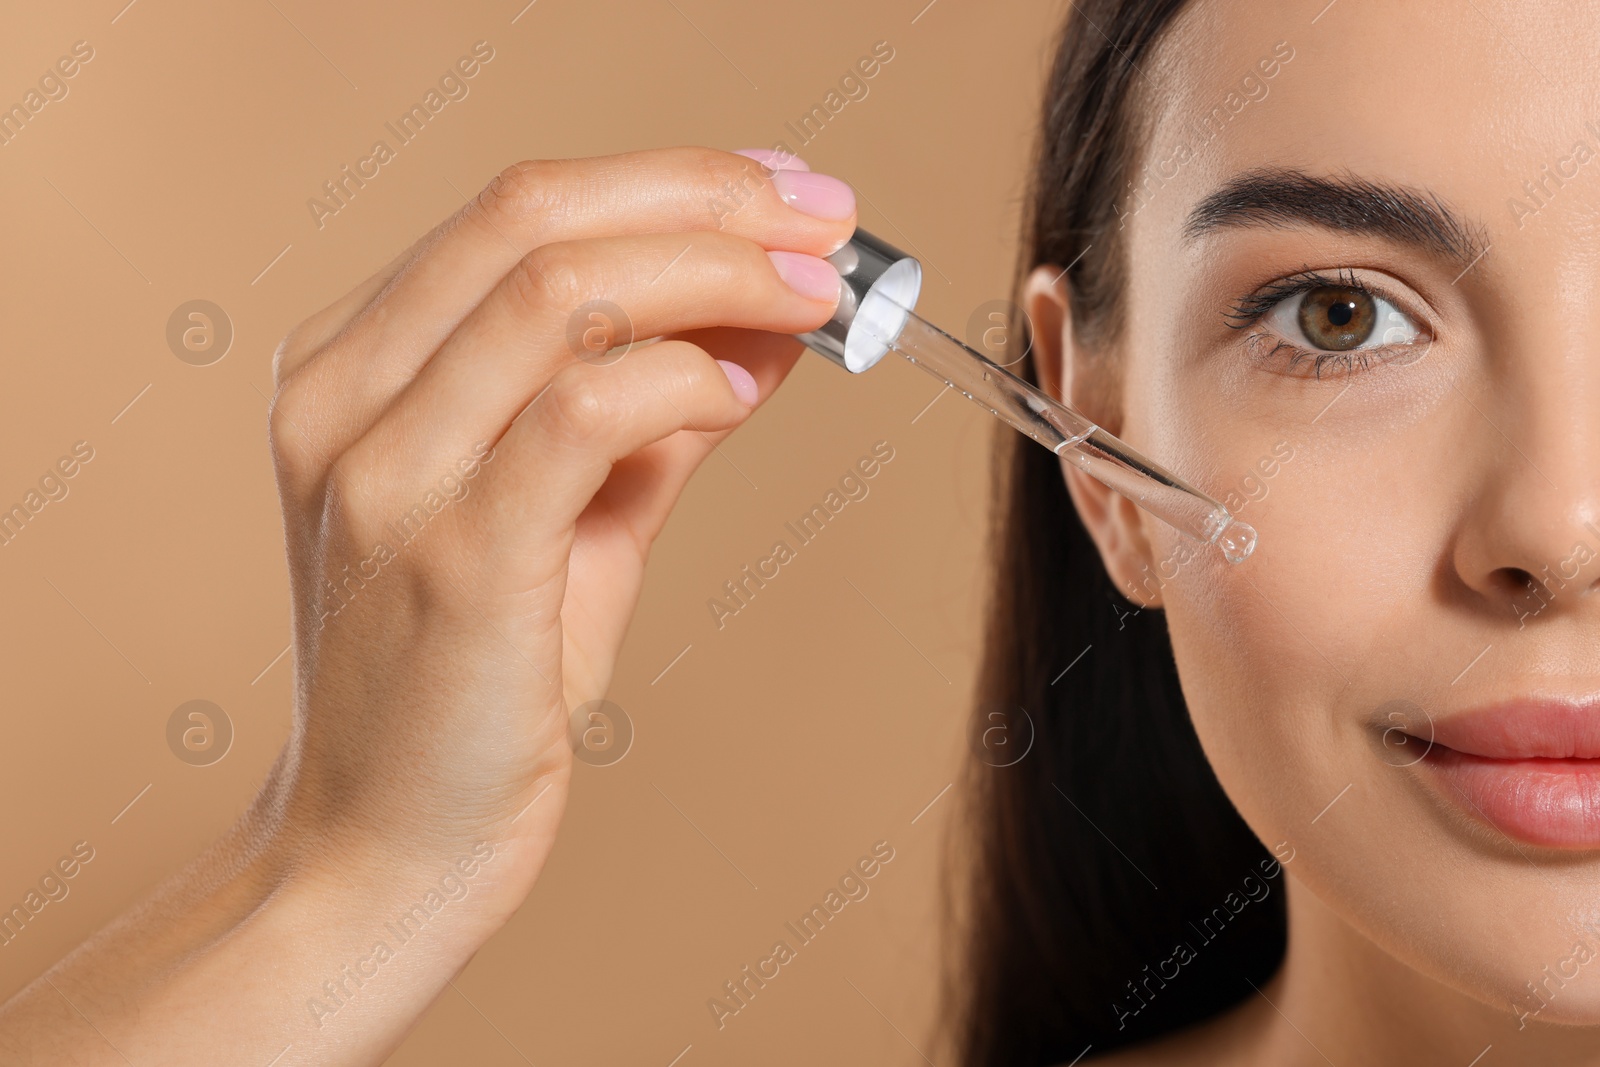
[950,2,1286,1062]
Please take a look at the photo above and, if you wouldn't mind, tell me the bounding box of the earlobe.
[1021,264,1162,608]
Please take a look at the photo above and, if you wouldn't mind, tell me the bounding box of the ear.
[1022,265,1163,608]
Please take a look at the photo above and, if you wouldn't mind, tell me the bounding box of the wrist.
[5,777,534,1066]
[257,751,564,941]
[275,840,508,1031]
[288,834,512,942]
[185,807,523,1052]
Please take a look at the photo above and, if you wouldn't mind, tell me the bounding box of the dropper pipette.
[794,228,1257,564]
[875,300,1257,564]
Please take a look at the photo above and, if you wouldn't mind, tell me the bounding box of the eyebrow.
[1182,167,1488,263]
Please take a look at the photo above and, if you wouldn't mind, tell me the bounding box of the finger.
[271,234,427,385]
[460,340,756,578]
[586,331,804,543]
[346,231,837,493]
[666,325,806,403]
[359,147,852,357]
[284,146,854,457]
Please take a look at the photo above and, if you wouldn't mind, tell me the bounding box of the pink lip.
[1427,699,1600,759]
[1416,699,1600,849]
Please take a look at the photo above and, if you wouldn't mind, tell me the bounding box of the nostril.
[1490,566,1540,601]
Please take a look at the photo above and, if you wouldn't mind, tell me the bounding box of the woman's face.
[1034,0,1600,1030]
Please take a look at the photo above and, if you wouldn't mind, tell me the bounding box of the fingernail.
[771,171,855,221]
[733,148,809,172]
[767,250,841,304]
[717,359,760,407]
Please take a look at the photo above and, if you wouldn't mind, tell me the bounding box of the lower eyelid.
[1243,330,1402,380]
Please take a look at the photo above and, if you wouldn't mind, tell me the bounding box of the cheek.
[1148,403,1456,817]
[1134,319,1461,720]
[1122,308,1476,839]
[1130,357,1598,1009]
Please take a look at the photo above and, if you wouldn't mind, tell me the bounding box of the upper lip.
[1423,698,1600,759]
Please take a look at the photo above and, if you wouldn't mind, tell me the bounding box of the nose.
[1450,324,1600,620]
[1453,478,1600,619]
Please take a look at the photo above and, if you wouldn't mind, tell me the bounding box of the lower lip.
[1423,747,1600,848]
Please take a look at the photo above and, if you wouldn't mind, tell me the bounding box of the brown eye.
[1296,285,1375,350]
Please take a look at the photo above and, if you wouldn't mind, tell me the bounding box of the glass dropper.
[792,226,1256,564]
[870,303,1257,563]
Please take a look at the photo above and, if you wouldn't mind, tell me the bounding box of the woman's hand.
[0,146,855,1065]
[266,144,853,915]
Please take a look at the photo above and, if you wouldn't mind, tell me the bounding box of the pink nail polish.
[716,359,760,406]
[767,250,841,304]
[771,171,856,221]
[733,148,810,172]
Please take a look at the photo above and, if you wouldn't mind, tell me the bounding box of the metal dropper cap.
[794,228,923,373]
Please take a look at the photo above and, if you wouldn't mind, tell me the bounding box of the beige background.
[0,0,1061,1061]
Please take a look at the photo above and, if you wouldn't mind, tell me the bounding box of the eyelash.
[1223,267,1423,380]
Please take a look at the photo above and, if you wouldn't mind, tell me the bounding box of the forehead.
[1134,0,1600,249]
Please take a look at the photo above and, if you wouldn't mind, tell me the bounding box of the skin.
[0,146,852,1063]
[8,3,1600,1062]
[1024,0,1600,1063]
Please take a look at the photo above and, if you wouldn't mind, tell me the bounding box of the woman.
[5,0,1599,1062]
[962,1,1600,1063]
